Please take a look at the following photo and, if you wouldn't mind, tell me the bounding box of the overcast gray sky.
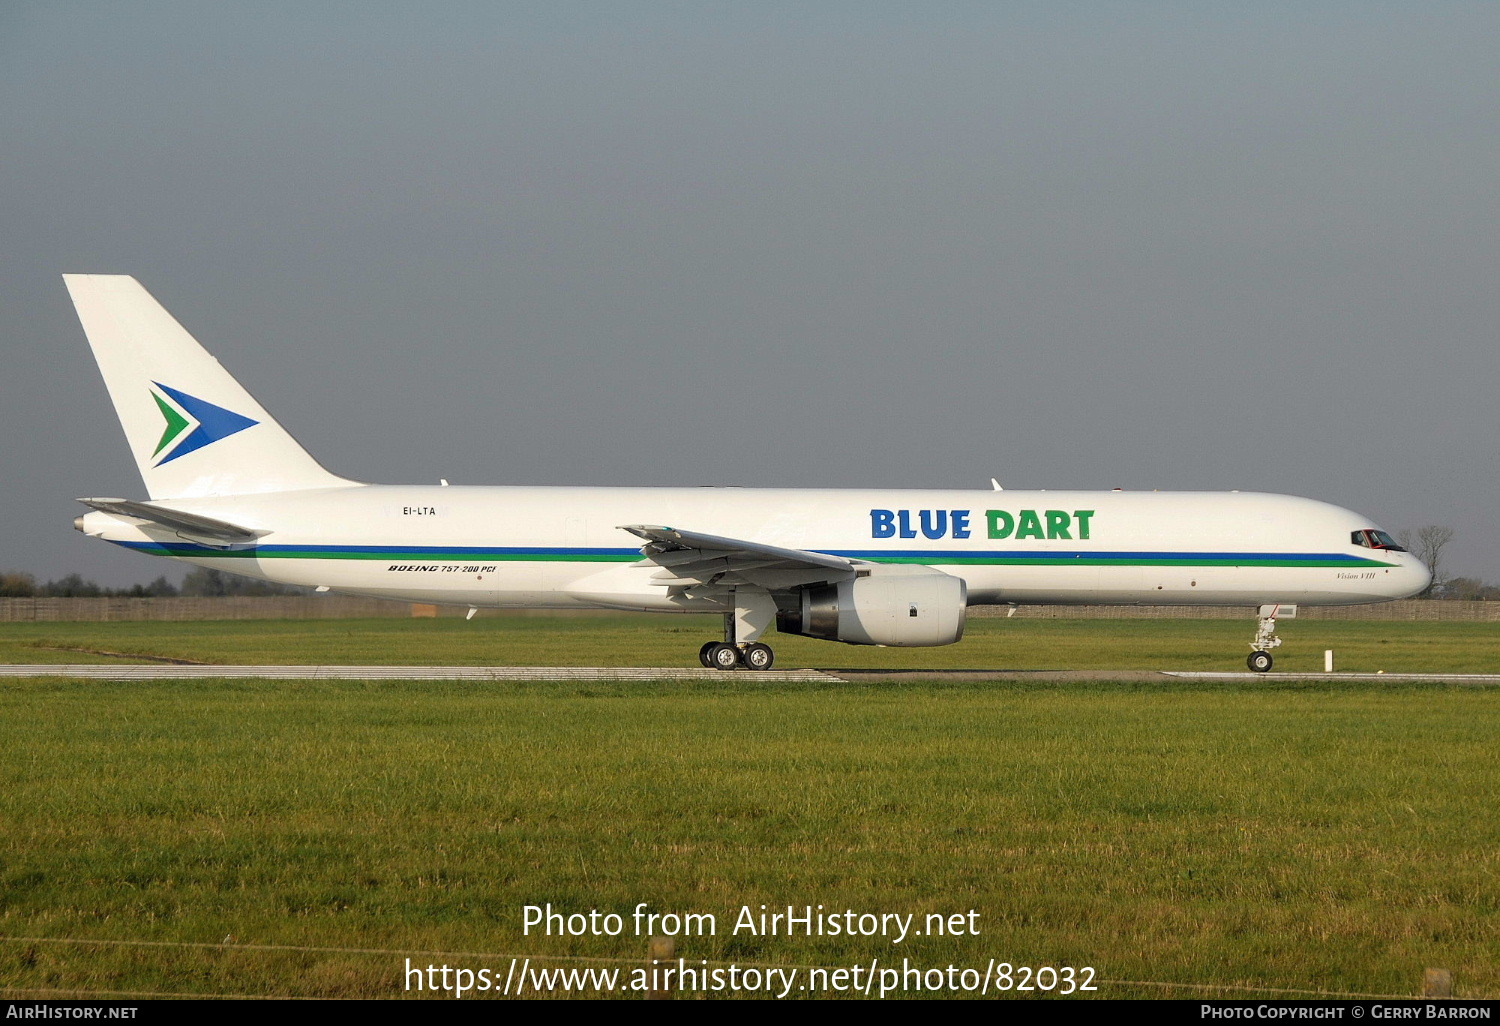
[3,1,1496,588]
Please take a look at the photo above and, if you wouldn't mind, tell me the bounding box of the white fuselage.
[78,484,1432,611]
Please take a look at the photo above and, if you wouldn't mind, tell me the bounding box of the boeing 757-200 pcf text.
[64,275,1431,671]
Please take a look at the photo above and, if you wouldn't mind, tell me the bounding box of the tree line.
[1394,526,1500,600]
[0,568,312,598]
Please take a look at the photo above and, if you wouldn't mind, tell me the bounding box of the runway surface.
[0,664,837,681]
[2,664,1497,683]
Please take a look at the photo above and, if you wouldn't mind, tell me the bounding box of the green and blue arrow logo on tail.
[148,382,259,465]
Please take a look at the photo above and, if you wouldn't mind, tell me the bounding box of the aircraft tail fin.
[63,274,357,499]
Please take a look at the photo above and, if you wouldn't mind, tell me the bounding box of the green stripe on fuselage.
[868,555,1392,568]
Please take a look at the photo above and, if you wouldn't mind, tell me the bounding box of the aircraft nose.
[1399,555,1433,598]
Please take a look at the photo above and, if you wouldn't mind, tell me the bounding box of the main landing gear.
[1247,604,1287,673]
[699,590,778,671]
[698,639,775,671]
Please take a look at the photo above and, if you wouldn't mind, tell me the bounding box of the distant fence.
[1,597,1495,623]
[0,596,410,622]
[971,600,1499,622]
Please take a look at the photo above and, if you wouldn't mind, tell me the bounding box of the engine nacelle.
[778,565,967,647]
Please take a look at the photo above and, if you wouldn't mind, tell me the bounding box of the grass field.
[1,618,1497,1000]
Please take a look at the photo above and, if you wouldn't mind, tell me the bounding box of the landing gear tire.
[709,643,741,672]
[741,643,775,671]
[698,641,719,668]
[1248,650,1274,673]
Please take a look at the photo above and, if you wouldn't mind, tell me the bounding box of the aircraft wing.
[77,497,267,549]
[619,524,858,590]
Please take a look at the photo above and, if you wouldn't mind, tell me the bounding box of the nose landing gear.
[1247,604,1290,672]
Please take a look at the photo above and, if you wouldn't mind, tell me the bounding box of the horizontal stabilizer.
[77,497,267,548]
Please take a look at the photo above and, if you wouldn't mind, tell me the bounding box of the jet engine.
[778,565,967,647]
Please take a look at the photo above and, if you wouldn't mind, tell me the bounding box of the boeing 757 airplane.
[64,275,1430,672]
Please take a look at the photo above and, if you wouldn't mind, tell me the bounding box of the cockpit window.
[1351,529,1405,551]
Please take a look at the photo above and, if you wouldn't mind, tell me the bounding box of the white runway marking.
[1163,671,1500,682]
[0,664,838,682]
